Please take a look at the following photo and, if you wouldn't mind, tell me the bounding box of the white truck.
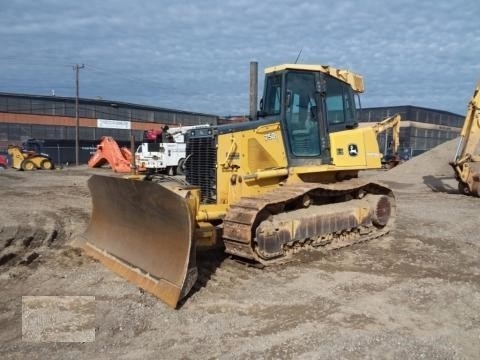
[135,142,186,175]
[135,124,209,175]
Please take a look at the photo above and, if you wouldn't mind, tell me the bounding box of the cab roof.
[264,63,364,93]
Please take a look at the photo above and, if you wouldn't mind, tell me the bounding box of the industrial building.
[0,91,465,165]
[0,92,218,164]
[358,105,463,160]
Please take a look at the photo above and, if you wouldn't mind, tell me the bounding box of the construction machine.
[0,154,7,169]
[84,63,396,308]
[365,114,402,169]
[7,145,54,170]
[135,141,186,175]
[450,82,480,196]
[87,136,133,173]
[135,125,210,175]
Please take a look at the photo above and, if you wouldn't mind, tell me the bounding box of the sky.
[1,0,479,117]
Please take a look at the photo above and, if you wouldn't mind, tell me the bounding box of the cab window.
[325,77,356,129]
[285,71,321,157]
[263,74,281,116]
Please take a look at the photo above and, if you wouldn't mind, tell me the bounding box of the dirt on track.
[1,138,479,359]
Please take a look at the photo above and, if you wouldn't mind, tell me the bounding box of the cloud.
[1,0,479,115]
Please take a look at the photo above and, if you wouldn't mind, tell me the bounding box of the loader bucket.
[83,175,198,308]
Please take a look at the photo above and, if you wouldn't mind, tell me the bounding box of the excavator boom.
[362,114,401,168]
[88,136,133,173]
[450,82,480,196]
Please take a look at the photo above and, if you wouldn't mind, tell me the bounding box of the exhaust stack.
[249,61,258,121]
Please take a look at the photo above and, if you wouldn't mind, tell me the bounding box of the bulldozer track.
[222,179,395,265]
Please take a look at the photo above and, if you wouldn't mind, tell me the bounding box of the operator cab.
[259,64,361,165]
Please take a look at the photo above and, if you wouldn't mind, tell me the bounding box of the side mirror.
[257,98,265,118]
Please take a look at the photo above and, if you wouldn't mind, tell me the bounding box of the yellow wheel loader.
[450,82,480,196]
[7,145,55,171]
[84,63,396,308]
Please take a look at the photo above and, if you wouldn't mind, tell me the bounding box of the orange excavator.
[87,136,133,173]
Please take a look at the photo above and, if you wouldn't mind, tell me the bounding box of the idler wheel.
[367,195,393,227]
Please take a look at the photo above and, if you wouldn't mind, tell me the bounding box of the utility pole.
[74,64,85,166]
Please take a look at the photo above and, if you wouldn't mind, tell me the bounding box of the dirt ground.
[1,138,479,359]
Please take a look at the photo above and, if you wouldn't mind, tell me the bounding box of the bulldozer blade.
[83,175,197,308]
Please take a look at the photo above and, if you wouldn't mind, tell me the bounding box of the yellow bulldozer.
[450,82,480,196]
[83,63,396,308]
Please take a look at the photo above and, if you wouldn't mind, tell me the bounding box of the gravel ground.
[0,138,479,359]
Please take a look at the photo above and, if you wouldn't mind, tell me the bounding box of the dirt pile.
[377,137,460,193]
[387,138,457,176]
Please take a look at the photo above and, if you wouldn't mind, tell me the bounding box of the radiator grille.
[185,133,217,204]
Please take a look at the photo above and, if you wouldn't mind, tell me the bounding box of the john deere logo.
[348,144,358,156]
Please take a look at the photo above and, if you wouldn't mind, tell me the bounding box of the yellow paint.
[330,127,382,168]
[196,121,383,226]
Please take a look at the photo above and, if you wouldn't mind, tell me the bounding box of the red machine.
[143,126,173,143]
[143,129,163,142]
[0,154,7,169]
[87,137,132,173]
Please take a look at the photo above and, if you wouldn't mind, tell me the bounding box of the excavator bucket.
[83,175,198,308]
